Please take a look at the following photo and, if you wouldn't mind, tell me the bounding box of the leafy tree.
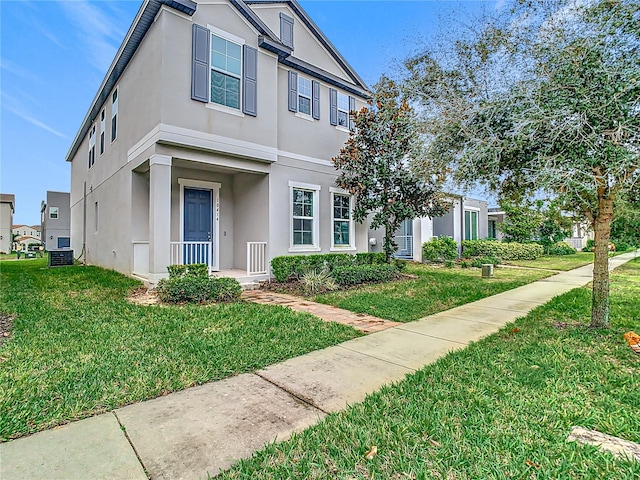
[611,196,640,248]
[406,0,639,328]
[538,200,574,253]
[498,200,543,243]
[332,77,448,262]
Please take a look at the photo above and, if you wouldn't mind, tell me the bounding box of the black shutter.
[349,96,356,131]
[191,24,210,103]
[242,45,258,116]
[329,88,338,125]
[288,71,298,112]
[312,80,320,120]
[280,13,294,49]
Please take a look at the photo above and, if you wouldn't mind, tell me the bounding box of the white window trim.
[178,178,221,271]
[99,109,106,155]
[88,125,96,168]
[330,187,355,251]
[289,180,321,252]
[111,88,118,143]
[464,209,479,241]
[49,207,59,219]
[297,75,313,118]
[337,92,350,129]
[208,26,244,112]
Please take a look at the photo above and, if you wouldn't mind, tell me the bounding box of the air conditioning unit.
[49,250,74,267]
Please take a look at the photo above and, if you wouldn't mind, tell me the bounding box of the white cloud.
[57,0,126,72]
[2,93,67,138]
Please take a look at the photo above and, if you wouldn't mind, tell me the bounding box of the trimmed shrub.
[332,264,398,286]
[612,240,630,252]
[355,252,387,265]
[156,276,242,304]
[470,256,501,268]
[582,239,595,252]
[167,263,208,279]
[547,241,576,256]
[422,237,458,263]
[462,240,543,260]
[271,253,389,282]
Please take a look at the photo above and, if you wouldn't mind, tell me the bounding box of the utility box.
[49,250,74,267]
[481,264,494,278]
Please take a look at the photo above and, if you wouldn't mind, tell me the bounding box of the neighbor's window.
[49,207,59,219]
[111,89,118,142]
[99,109,105,154]
[210,34,241,109]
[332,193,352,247]
[88,125,96,168]
[465,210,478,240]
[298,76,312,115]
[337,93,349,127]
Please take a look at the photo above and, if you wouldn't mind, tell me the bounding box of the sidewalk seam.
[336,344,419,371]
[253,372,331,416]
[112,411,151,480]
[393,327,478,345]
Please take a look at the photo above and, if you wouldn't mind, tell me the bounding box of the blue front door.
[184,188,212,265]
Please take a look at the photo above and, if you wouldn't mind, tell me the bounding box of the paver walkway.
[1,251,637,480]
[242,290,401,333]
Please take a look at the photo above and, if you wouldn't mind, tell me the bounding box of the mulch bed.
[0,313,15,348]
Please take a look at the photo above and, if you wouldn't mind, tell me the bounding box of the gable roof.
[243,0,369,92]
[66,0,370,163]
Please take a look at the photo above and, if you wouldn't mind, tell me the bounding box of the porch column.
[148,154,172,283]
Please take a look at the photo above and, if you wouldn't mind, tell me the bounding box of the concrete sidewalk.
[1,251,636,480]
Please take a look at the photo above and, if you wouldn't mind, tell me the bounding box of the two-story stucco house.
[66,0,371,283]
[0,194,16,254]
[41,191,71,250]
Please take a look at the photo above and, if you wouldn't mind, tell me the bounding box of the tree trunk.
[590,196,614,329]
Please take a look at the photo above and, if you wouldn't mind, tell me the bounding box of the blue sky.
[1,0,494,226]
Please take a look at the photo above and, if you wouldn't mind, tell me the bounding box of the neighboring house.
[565,221,593,250]
[66,0,370,283]
[12,224,41,240]
[0,194,15,254]
[368,196,489,261]
[14,235,42,250]
[487,207,505,241]
[41,191,71,250]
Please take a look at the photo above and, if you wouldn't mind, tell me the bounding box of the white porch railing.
[565,237,584,250]
[170,241,213,273]
[132,241,149,277]
[395,235,414,259]
[247,242,267,276]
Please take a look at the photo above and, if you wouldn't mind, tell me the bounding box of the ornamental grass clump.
[300,268,338,295]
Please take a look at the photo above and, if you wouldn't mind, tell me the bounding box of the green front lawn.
[220,258,640,479]
[314,263,553,322]
[0,259,360,441]
[507,252,595,270]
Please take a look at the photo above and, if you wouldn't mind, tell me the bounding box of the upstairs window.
[88,125,96,168]
[298,77,311,115]
[49,207,59,219]
[111,89,118,142]
[337,93,349,128]
[99,109,105,155]
[210,34,241,109]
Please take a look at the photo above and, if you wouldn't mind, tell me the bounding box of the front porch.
[129,153,271,284]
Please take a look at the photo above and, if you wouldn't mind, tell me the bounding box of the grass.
[314,263,553,322]
[0,259,361,441]
[220,258,640,480]
[507,252,595,270]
